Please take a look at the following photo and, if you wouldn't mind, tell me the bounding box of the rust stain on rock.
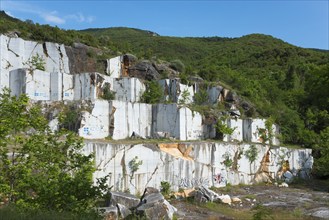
[158,143,193,161]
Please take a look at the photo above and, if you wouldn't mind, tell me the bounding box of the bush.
[169,59,185,72]
[24,54,46,72]
[141,81,163,104]
[215,117,235,140]
[101,86,116,100]
[160,181,171,196]
[194,88,209,105]
[0,89,108,214]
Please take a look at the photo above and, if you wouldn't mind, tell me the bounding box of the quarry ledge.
[83,140,313,194]
[83,139,305,150]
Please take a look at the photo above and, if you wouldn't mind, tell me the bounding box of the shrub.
[128,156,143,179]
[194,88,209,105]
[24,53,46,72]
[101,86,116,100]
[141,81,163,104]
[222,152,233,168]
[169,59,185,72]
[178,89,190,105]
[160,181,171,196]
[245,145,258,164]
[215,117,235,140]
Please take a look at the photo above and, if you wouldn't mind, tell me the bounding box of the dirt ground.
[170,181,329,220]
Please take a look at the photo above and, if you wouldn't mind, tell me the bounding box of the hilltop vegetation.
[0,11,328,177]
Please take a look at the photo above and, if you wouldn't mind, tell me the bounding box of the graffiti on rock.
[213,173,226,184]
[178,177,209,188]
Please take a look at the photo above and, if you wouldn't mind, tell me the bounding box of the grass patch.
[243,194,257,200]
[202,202,314,220]
[215,184,246,194]
[203,202,252,220]
[0,205,101,220]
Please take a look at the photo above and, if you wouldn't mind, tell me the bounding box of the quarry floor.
[170,180,329,220]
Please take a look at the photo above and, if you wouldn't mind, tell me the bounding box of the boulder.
[189,75,204,83]
[195,186,220,202]
[218,194,232,204]
[136,199,176,220]
[154,63,179,78]
[123,54,137,64]
[133,187,177,220]
[194,190,208,203]
[225,91,239,103]
[141,187,160,198]
[129,61,161,80]
[308,207,329,219]
[110,191,140,208]
[108,187,177,219]
[279,182,289,188]
[116,203,131,219]
[232,197,242,203]
[283,171,294,183]
[230,109,241,118]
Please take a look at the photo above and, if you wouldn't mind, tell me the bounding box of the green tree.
[0,89,107,214]
[24,54,46,72]
[178,89,190,105]
[313,127,329,177]
[215,117,235,140]
[245,145,258,174]
[194,88,209,105]
[141,81,163,104]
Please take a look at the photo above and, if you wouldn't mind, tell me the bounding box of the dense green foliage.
[0,89,106,216]
[0,11,328,177]
[0,11,99,47]
[141,81,164,104]
[160,181,171,197]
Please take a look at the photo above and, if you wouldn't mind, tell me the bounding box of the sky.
[0,0,328,50]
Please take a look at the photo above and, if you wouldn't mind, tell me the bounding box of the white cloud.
[86,16,95,23]
[42,14,65,24]
[2,1,95,25]
[40,11,65,24]
[65,13,95,23]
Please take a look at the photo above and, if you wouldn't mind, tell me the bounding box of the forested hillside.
[1,11,328,177]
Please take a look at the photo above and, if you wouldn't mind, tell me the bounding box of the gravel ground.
[170,182,329,220]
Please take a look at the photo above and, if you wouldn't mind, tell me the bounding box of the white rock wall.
[268,147,313,179]
[243,118,279,145]
[9,68,50,101]
[158,79,195,104]
[251,119,266,143]
[113,78,145,102]
[73,72,114,101]
[110,101,152,140]
[79,100,110,139]
[106,56,122,78]
[207,85,223,104]
[83,142,313,194]
[179,107,203,140]
[74,73,96,101]
[152,104,203,140]
[49,72,74,101]
[223,118,243,142]
[0,35,69,91]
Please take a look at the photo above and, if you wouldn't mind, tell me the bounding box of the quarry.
[1,34,328,219]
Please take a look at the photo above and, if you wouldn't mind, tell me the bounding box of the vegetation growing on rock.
[0,89,107,217]
[0,10,328,179]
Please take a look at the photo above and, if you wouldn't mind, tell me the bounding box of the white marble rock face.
[0,35,70,90]
[83,142,313,195]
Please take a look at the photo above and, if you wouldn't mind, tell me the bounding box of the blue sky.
[1,1,328,49]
